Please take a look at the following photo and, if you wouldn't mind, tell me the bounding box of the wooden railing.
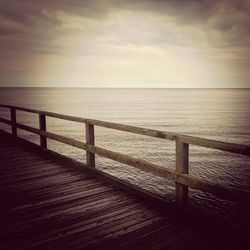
[0,104,250,206]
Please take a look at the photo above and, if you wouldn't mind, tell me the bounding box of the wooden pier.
[0,104,250,249]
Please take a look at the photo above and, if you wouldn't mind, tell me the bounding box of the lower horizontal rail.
[0,117,11,125]
[16,122,87,150]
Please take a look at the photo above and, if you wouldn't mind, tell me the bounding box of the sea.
[0,88,250,229]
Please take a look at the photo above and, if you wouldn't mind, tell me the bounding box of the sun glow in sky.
[0,0,249,88]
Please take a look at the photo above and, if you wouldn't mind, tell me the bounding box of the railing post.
[10,107,17,137]
[85,122,95,167]
[39,113,47,149]
[175,136,189,206]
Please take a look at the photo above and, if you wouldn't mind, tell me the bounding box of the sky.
[0,0,249,88]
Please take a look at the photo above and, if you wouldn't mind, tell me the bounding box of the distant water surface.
[0,88,250,228]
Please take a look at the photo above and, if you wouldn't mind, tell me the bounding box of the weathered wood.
[0,117,11,125]
[175,136,189,206]
[86,119,177,141]
[45,111,86,123]
[10,107,17,137]
[1,104,250,207]
[181,135,250,156]
[86,122,95,167]
[39,113,47,149]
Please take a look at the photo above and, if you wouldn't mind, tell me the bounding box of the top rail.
[0,104,249,156]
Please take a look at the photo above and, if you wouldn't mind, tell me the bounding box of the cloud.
[1,0,249,50]
[0,0,249,87]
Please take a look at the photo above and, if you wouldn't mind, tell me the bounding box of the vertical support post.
[39,113,47,149]
[175,136,189,206]
[85,122,95,167]
[10,107,17,137]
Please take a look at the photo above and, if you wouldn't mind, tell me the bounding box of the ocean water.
[0,88,250,228]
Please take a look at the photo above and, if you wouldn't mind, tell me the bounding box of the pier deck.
[1,104,250,249]
[0,132,245,250]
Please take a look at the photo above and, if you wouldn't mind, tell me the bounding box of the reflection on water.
[0,88,250,228]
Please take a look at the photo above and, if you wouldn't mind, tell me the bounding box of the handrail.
[0,104,250,206]
[0,104,249,155]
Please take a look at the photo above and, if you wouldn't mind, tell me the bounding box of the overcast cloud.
[0,0,249,87]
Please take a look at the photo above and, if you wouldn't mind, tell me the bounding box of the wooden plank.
[7,196,137,231]
[1,179,104,202]
[44,110,86,123]
[83,216,162,248]
[0,164,75,179]
[3,178,95,199]
[99,217,179,249]
[181,134,250,156]
[9,186,116,212]
[38,209,158,249]
[0,162,70,176]
[15,122,87,150]
[1,182,109,208]
[87,118,177,140]
[0,168,76,184]
[0,117,11,125]
[0,159,54,168]
[24,203,146,248]
[4,191,125,220]
[0,163,81,179]
[4,192,127,225]
[0,153,40,160]
[0,173,81,192]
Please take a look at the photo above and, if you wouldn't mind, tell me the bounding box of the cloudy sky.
[0,0,249,87]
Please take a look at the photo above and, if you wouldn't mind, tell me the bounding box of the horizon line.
[0,86,249,89]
